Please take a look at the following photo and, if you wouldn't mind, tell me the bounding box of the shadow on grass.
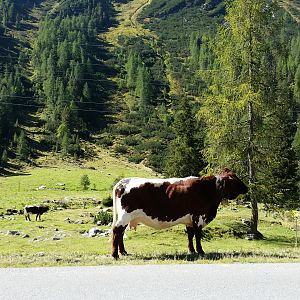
[131,250,299,262]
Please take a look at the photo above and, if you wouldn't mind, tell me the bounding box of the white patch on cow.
[116,209,193,230]
[122,176,198,196]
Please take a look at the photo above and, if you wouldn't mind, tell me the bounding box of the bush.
[80,174,90,190]
[94,210,113,225]
[128,153,144,164]
[114,144,128,154]
[102,196,113,207]
[97,136,113,147]
[124,136,140,146]
[113,123,140,135]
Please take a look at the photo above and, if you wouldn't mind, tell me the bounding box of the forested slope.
[0,0,300,217]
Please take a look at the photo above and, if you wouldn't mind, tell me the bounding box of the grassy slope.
[103,0,157,46]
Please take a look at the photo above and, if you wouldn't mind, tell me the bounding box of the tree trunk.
[247,101,258,234]
[247,8,262,239]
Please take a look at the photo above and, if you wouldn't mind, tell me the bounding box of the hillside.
[0,0,298,173]
[0,0,298,198]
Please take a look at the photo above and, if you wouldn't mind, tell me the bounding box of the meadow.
[0,150,299,267]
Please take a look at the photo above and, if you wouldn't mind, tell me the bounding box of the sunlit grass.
[1,201,299,267]
[103,0,157,46]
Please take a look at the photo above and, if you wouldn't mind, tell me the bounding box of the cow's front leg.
[111,225,127,259]
[186,226,196,254]
[194,225,205,257]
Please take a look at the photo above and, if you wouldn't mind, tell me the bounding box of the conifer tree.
[165,96,204,177]
[200,0,298,237]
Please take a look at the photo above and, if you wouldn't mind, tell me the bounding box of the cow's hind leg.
[186,226,196,254]
[194,226,205,257]
[112,225,127,259]
[118,229,128,256]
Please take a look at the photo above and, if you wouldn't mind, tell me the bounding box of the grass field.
[1,154,299,268]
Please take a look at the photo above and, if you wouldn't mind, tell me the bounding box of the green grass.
[0,150,299,267]
[0,148,156,209]
[0,198,299,267]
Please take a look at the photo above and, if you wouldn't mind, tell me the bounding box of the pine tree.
[165,96,204,177]
[200,0,298,237]
[135,64,152,111]
[16,131,30,161]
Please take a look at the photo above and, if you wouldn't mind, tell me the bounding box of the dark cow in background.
[111,168,248,259]
[24,205,49,221]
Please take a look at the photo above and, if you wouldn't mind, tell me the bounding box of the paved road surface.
[0,263,299,300]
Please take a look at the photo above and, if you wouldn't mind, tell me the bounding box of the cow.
[24,205,49,221]
[111,168,248,259]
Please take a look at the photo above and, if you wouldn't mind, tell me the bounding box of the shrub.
[114,144,128,154]
[80,174,90,190]
[128,153,144,164]
[94,210,113,225]
[114,123,140,135]
[124,136,140,146]
[102,196,113,207]
[97,136,113,147]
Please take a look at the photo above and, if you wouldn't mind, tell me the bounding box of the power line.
[0,94,110,105]
[0,35,106,47]
[0,101,113,113]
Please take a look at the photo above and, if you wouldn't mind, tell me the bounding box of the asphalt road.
[0,263,299,300]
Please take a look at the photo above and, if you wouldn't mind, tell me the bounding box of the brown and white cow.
[111,168,248,259]
[24,205,49,221]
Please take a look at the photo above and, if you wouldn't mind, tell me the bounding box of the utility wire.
[0,101,113,113]
[0,94,110,105]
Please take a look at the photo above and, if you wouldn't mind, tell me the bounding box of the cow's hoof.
[112,253,119,260]
[120,251,128,256]
[197,251,205,257]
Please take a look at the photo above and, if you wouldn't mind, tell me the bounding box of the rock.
[88,227,103,237]
[99,231,110,237]
[22,234,30,238]
[102,207,113,213]
[37,252,45,257]
[74,219,84,224]
[6,209,18,215]
[245,234,255,240]
[56,183,65,186]
[36,185,46,190]
[6,230,21,236]
[64,217,71,222]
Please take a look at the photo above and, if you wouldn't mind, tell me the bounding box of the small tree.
[16,131,30,161]
[80,174,90,191]
[1,149,8,165]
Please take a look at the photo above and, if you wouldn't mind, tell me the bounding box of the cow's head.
[216,168,248,200]
[42,206,50,213]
